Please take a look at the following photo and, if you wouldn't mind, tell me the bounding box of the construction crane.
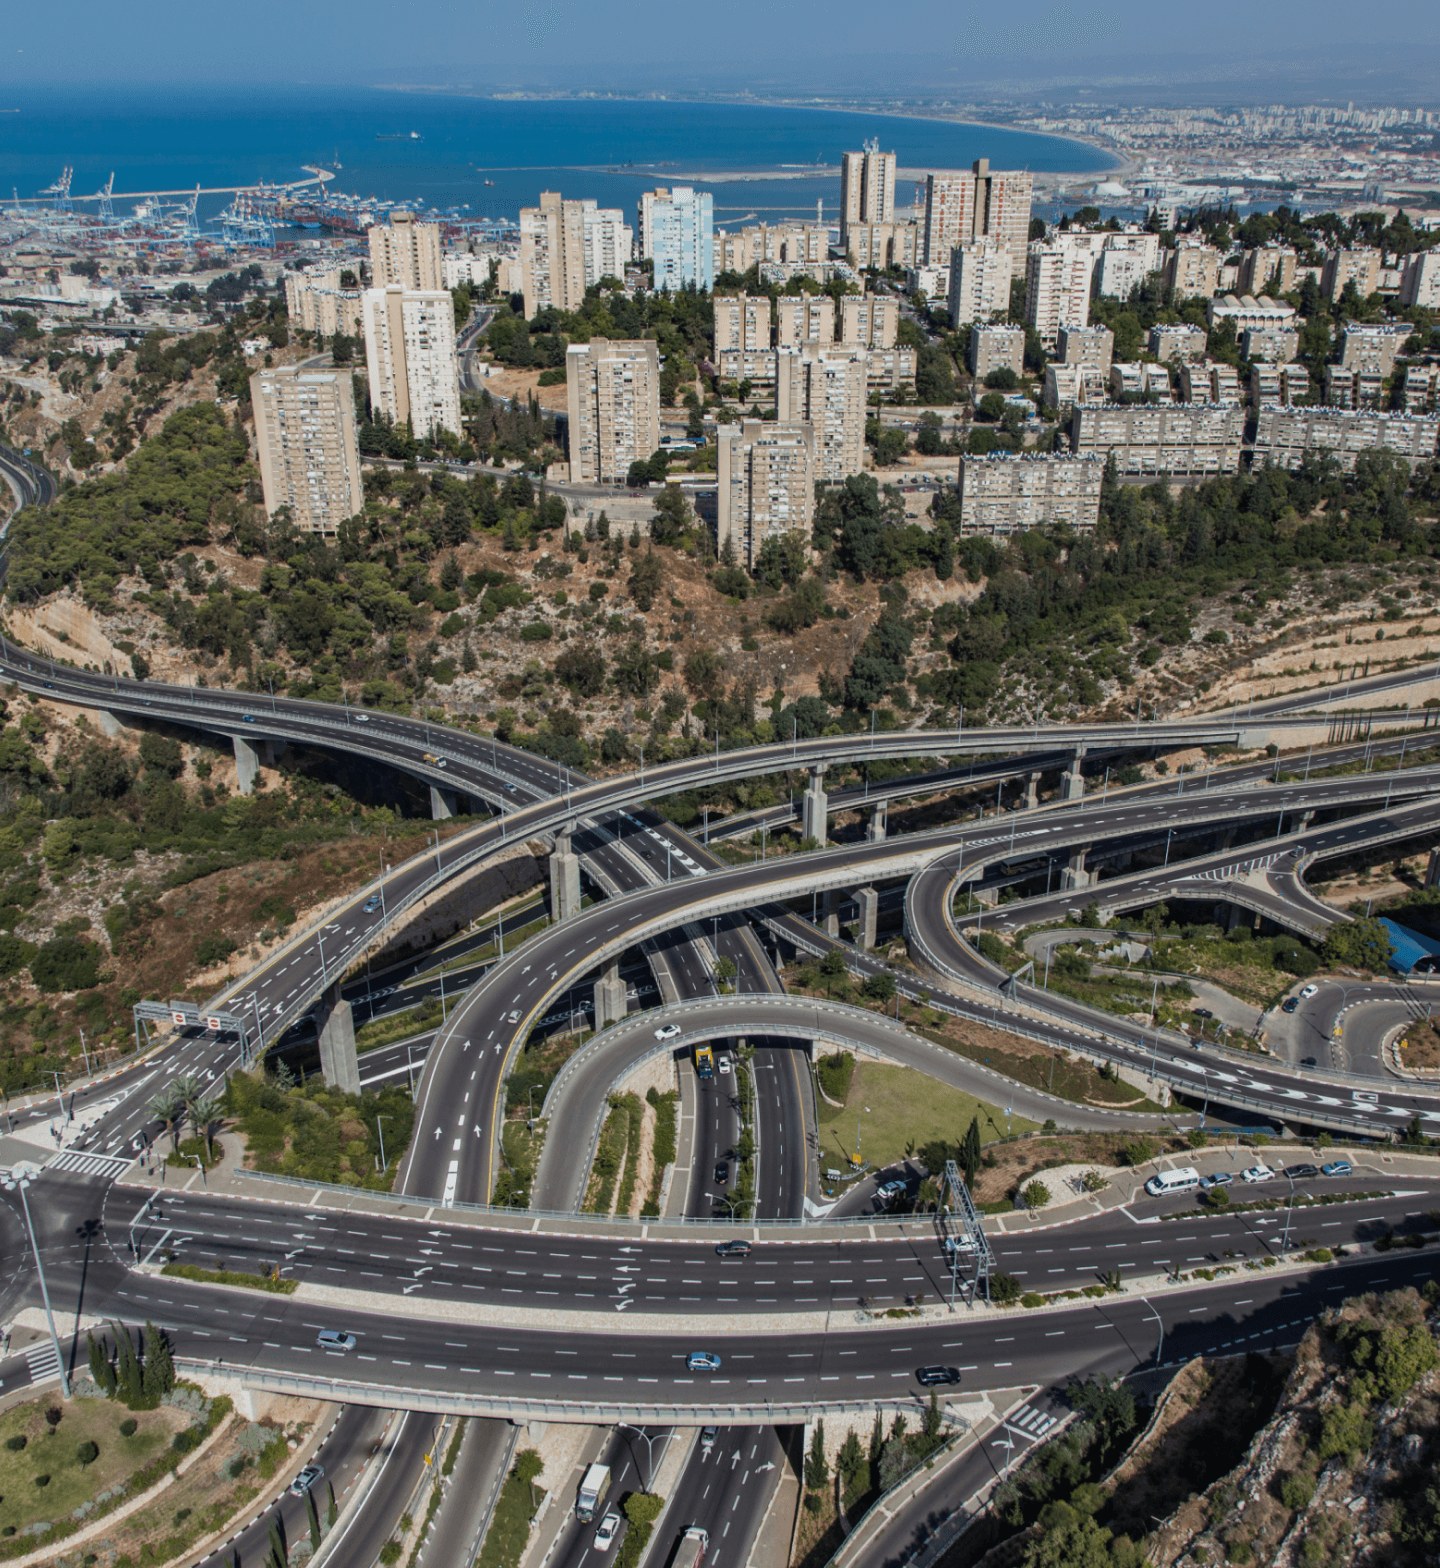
[97,174,115,224]
[39,166,73,212]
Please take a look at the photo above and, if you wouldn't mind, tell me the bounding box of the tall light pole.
[1,1162,70,1398]
[618,1424,662,1493]
[376,1115,392,1172]
[1139,1296,1163,1369]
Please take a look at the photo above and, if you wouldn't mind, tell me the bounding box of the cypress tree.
[961,1117,982,1188]
[112,1321,143,1408]
[142,1321,174,1400]
[266,1518,287,1568]
[87,1330,117,1397]
[308,1487,323,1550]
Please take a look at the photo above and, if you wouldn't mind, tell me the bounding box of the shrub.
[1021,1292,1046,1309]
[77,1440,99,1467]
[44,1408,62,1429]
[1119,1137,1156,1167]
[1022,1181,1051,1209]
[378,1544,402,1565]
[5,1435,26,1451]
[34,1475,50,1488]
[119,1419,137,1437]
[1279,1472,1315,1510]
[1207,1187,1231,1209]
[29,936,103,993]
[991,1272,1022,1305]
[194,935,236,966]
[172,1428,199,1454]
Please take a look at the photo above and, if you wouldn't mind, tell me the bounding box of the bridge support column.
[594,961,627,1029]
[1062,847,1093,891]
[821,890,841,938]
[430,785,458,820]
[856,887,879,951]
[233,735,259,796]
[1426,849,1440,889]
[802,767,828,847]
[1216,826,1237,851]
[263,738,287,767]
[866,802,888,842]
[1062,748,1087,803]
[1297,810,1313,831]
[1022,771,1041,810]
[95,709,129,740]
[316,981,360,1095]
[550,825,581,922]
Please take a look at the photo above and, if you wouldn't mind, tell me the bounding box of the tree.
[683,648,725,698]
[554,643,607,697]
[961,1117,982,1187]
[149,1086,186,1155]
[1021,1513,1117,1568]
[77,1439,99,1467]
[862,971,897,1004]
[142,1320,174,1401]
[1323,917,1394,972]
[513,1448,544,1508]
[805,1419,830,1491]
[111,1320,143,1407]
[649,485,691,547]
[820,948,847,978]
[87,1330,117,1397]
[628,548,663,611]
[308,1486,323,1551]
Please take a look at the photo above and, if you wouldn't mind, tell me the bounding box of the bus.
[694,1044,714,1080]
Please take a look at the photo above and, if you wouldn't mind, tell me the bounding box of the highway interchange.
[3,442,1440,1562]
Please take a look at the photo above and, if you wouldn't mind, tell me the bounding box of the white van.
[1144,1165,1200,1197]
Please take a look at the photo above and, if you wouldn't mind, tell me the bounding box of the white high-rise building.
[922,161,1034,269]
[362,286,462,439]
[639,187,714,292]
[840,141,896,246]
[1024,243,1094,349]
[519,192,632,317]
[946,240,1013,327]
[250,366,364,537]
[717,420,816,568]
[775,294,834,347]
[565,338,662,486]
[1094,248,1150,301]
[777,344,867,482]
[368,211,444,292]
[713,294,774,354]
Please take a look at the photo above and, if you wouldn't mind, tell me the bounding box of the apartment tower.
[639,187,715,293]
[361,286,462,439]
[565,338,662,485]
[922,160,1034,269]
[947,240,1013,327]
[840,141,896,246]
[367,210,444,292]
[777,344,867,481]
[519,192,632,318]
[250,366,364,536]
[717,420,817,568]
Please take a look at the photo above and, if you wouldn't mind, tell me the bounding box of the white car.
[1241,1164,1273,1184]
[1299,983,1320,999]
[354,713,370,722]
[507,1010,523,1025]
[594,1510,622,1552]
[718,1056,732,1075]
[654,1023,682,1041]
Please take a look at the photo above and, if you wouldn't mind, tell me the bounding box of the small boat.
[483,179,495,186]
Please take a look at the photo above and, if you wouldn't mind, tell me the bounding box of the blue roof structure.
[1379,918,1440,975]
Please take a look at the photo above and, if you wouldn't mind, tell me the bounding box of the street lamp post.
[184,1152,207,1190]
[1279,1171,1297,1253]
[1139,1295,1163,1369]
[376,1115,392,1172]
[618,1424,662,1493]
[1,1162,70,1398]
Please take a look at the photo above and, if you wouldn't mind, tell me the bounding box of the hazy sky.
[4,0,1438,98]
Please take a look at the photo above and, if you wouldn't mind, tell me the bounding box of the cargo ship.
[376,132,422,141]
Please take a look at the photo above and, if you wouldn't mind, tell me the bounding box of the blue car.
[686,1352,722,1372]
[242,714,256,723]
[1321,1160,1353,1177]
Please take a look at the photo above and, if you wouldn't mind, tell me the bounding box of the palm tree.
[147,1087,186,1155]
[189,1091,222,1162]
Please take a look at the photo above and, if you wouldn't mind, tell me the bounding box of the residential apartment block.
[716,348,778,393]
[840,141,896,245]
[250,366,364,537]
[1401,363,1439,411]
[1044,363,1108,411]
[846,221,919,271]
[956,453,1104,535]
[361,286,462,439]
[713,294,773,354]
[639,186,714,293]
[775,294,835,348]
[1180,361,1241,403]
[1400,251,1440,310]
[1024,243,1093,348]
[1110,363,1174,403]
[840,294,898,349]
[519,192,631,317]
[1321,248,1382,302]
[1241,324,1300,362]
[1056,324,1114,374]
[1240,244,1297,295]
[776,344,867,482]
[1324,362,1386,408]
[946,240,1012,328]
[1338,322,1412,374]
[968,323,1025,380]
[1250,362,1313,406]
[921,160,1033,269]
[1094,248,1150,301]
[565,338,662,485]
[367,211,443,292]
[284,269,362,339]
[1148,324,1208,361]
[1254,405,1440,470]
[1165,242,1222,300]
[714,223,829,276]
[1070,402,1245,477]
[717,419,816,568]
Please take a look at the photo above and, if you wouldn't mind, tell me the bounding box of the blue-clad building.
[640,186,714,293]
[1379,918,1440,975]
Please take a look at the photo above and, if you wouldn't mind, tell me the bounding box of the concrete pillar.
[316,981,360,1096]
[802,766,828,847]
[1426,849,1440,889]
[233,735,259,795]
[1062,847,1093,891]
[1217,826,1237,851]
[1062,748,1087,803]
[430,784,457,820]
[594,961,627,1029]
[550,825,581,922]
[95,709,126,739]
[856,886,879,951]
[1297,810,1314,831]
[262,738,287,767]
[823,890,840,939]
[866,802,888,843]
[1022,771,1041,810]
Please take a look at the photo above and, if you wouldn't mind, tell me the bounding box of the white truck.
[576,1462,611,1523]
[672,1525,710,1568]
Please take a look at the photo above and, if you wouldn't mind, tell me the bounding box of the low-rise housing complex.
[1071,402,1245,477]
[1254,405,1440,469]
[956,453,1104,535]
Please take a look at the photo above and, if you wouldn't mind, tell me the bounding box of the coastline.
[376,83,1123,175]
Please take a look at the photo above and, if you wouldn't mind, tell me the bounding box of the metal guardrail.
[173,1357,930,1426]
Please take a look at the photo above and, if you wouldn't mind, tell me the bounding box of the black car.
[715,1240,752,1258]
[1301,1056,1318,1067]
[915,1365,962,1387]
[1285,1163,1320,1179]
[714,1161,729,1184]
[1193,1008,1214,1020]
[1281,997,1300,1013]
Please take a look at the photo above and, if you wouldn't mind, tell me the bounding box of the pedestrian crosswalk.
[1007,1404,1058,1438]
[25,1342,61,1385]
[47,1149,134,1179]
